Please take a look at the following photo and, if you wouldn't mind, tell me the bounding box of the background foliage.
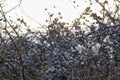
[0,0,120,80]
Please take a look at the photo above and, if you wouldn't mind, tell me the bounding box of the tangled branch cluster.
[0,0,120,80]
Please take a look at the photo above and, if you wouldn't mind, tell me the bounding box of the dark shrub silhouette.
[0,0,120,80]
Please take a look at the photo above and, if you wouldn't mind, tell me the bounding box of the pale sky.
[1,0,116,32]
[2,0,88,28]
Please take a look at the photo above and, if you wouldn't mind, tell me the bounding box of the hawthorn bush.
[0,0,120,80]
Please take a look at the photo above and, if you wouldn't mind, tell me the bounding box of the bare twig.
[0,4,25,80]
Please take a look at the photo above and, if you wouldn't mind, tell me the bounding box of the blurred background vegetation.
[0,0,120,80]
